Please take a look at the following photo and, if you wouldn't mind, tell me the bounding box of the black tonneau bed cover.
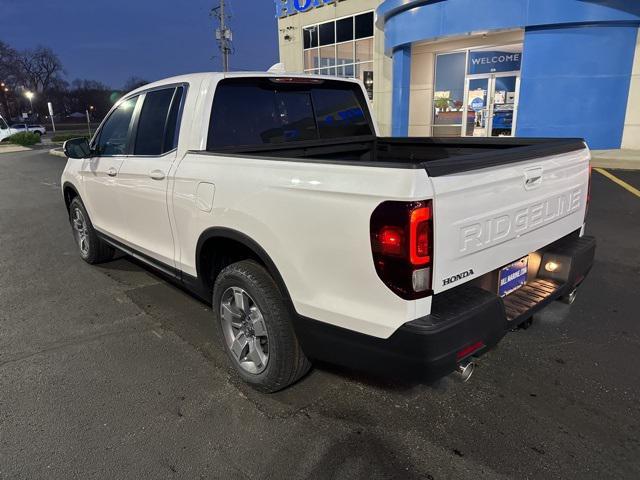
[200,136,586,177]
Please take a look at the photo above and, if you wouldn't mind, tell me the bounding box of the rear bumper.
[294,233,595,382]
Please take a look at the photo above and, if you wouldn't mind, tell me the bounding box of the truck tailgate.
[429,146,590,294]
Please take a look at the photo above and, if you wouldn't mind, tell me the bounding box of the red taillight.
[378,226,404,256]
[410,206,432,265]
[370,200,433,300]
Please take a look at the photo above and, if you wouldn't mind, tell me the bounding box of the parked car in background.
[0,115,14,142]
[10,123,46,136]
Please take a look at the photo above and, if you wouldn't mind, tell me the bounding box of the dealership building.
[276,0,640,150]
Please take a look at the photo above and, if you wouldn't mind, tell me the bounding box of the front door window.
[95,96,138,156]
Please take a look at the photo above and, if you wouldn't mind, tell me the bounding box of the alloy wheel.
[71,207,89,256]
[220,286,269,374]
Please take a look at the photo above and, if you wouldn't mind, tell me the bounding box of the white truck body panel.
[61,72,592,341]
[430,148,590,293]
[172,153,434,338]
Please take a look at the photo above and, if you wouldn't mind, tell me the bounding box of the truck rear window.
[206,78,373,150]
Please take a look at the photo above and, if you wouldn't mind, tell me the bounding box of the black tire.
[68,197,114,264]
[213,260,311,393]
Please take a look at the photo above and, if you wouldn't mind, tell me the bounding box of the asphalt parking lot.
[1,149,639,479]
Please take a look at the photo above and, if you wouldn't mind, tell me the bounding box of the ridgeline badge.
[275,0,346,18]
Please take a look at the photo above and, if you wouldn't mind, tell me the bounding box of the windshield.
[0,117,8,130]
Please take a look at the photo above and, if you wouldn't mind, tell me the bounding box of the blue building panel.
[392,45,412,136]
[377,0,640,148]
[379,0,640,52]
[517,24,637,149]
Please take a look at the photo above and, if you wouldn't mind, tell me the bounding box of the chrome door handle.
[149,169,166,180]
[107,167,117,177]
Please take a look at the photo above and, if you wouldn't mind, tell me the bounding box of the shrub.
[51,133,91,143]
[3,132,41,146]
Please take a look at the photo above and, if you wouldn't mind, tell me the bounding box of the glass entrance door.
[463,73,519,137]
[465,77,490,136]
[491,74,518,136]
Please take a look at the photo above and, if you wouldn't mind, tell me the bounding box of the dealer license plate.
[498,257,529,297]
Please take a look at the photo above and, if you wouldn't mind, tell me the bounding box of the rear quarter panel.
[172,154,434,338]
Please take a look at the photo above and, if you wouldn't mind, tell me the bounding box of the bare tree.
[0,41,22,118]
[122,76,149,93]
[0,41,20,84]
[18,46,64,93]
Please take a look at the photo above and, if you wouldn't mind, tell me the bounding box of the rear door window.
[134,86,184,155]
[163,86,185,152]
[207,78,372,150]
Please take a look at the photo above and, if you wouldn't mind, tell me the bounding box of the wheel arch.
[62,181,80,212]
[195,227,296,312]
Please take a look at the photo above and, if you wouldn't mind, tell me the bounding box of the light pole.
[0,82,10,118]
[3,88,10,118]
[25,91,34,116]
[85,106,94,136]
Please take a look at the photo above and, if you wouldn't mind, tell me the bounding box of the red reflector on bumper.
[456,341,485,361]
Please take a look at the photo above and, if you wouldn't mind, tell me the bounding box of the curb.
[591,149,640,171]
[0,145,32,154]
[590,158,640,171]
[49,148,66,158]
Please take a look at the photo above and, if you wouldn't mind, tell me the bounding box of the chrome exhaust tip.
[561,288,578,305]
[456,361,475,382]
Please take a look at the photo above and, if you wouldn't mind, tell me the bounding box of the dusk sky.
[0,0,280,89]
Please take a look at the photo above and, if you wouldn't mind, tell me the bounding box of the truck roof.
[125,71,362,97]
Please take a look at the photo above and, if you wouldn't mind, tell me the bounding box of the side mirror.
[63,137,92,159]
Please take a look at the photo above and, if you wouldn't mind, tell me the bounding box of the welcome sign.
[275,0,346,18]
[468,51,521,74]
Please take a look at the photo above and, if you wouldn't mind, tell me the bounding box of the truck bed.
[204,136,586,176]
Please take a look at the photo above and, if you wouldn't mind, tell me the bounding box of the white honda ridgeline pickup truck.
[61,72,595,392]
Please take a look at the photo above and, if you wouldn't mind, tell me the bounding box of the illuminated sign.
[468,51,521,74]
[275,0,346,18]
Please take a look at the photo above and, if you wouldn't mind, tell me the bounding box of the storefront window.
[432,52,466,137]
[303,12,375,99]
[319,22,335,46]
[304,49,318,71]
[432,44,522,137]
[355,12,374,39]
[337,42,354,66]
[303,25,318,49]
[355,38,373,63]
[336,17,353,43]
[319,46,337,69]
